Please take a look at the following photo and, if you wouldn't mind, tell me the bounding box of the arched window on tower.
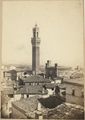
[34,31,35,37]
[81,89,84,97]
[37,32,38,37]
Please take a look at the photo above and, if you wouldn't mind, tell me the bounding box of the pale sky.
[2,0,84,67]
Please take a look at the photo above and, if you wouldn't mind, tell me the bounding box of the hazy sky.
[2,0,84,67]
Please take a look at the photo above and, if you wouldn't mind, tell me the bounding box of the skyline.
[2,0,84,67]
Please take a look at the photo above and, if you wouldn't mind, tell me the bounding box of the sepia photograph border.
[0,0,85,119]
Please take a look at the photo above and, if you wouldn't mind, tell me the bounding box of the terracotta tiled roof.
[12,96,40,118]
[21,75,51,83]
[15,85,48,95]
[12,95,64,119]
[45,83,56,89]
[2,87,14,95]
[63,78,84,86]
[45,102,84,119]
[38,95,64,109]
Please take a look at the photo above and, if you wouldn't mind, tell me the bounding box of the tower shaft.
[31,24,41,74]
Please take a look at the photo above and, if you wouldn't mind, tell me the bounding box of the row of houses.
[1,72,84,119]
[1,62,84,119]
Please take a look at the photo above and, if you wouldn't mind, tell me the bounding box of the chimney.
[21,94,24,99]
[55,63,58,77]
[45,63,48,69]
[55,63,57,68]
[47,60,51,67]
[43,74,45,78]
[37,102,41,111]
[42,87,45,94]
[32,71,36,75]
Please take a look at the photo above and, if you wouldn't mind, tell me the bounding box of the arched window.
[34,31,35,37]
[37,32,38,37]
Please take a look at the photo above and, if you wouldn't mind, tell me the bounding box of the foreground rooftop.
[15,85,48,95]
[44,102,84,119]
[63,78,84,86]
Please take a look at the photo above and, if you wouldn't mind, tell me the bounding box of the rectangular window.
[33,83,35,86]
[29,83,31,85]
[37,83,39,85]
[72,89,75,96]
[81,91,84,98]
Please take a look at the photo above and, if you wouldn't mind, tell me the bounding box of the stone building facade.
[61,78,84,106]
[3,70,17,80]
[45,60,57,79]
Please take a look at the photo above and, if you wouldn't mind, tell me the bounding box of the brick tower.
[31,24,41,74]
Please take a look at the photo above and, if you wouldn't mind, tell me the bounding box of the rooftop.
[21,75,51,83]
[45,102,84,119]
[15,85,48,95]
[63,78,84,86]
[12,96,39,118]
[12,95,64,118]
[2,87,14,95]
[45,83,56,89]
[38,95,64,109]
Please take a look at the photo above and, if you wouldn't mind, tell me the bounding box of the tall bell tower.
[31,24,41,74]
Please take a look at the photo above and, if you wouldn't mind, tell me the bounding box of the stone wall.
[66,94,84,106]
[64,83,83,96]
[63,83,84,105]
